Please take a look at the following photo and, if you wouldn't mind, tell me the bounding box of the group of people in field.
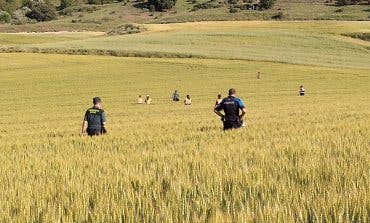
[80,88,245,136]
[81,72,306,136]
[172,90,192,105]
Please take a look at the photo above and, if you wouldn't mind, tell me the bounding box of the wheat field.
[0,21,369,222]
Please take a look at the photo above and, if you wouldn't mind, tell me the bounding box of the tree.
[148,0,177,11]
[0,0,23,14]
[24,0,57,21]
[0,10,10,23]
[259,0,276,9]
[336,0,364,5]
[59,0,74,10]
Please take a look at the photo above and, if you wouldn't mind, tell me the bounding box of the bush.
[0,0,23,14]
[107,24,146,36]
[271,11,284,20]
[148,0,177,11]
[0,10,10,23]
[87,0,125,5]
[24,0,57,21]
[259,0,276,9]
[192,0,222,11]
[59,0,74,10]
[11,6,33,24]
[229,6,238,13]
[60,5,100,15]
[336,0,364,5]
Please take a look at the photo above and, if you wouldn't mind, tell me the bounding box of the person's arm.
[101,111,107,133]
[214,102,224,118]
[214,109,224,118]
[81,121,88,136]
[81,112,88,136]
[240,108,246,118]
[237,99,246,119]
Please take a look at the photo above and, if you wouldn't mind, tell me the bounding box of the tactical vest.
[223,97,240,122]
[85,107,104,130]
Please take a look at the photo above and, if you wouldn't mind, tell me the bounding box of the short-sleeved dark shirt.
[84,107,106,130]
[215,96,245,121]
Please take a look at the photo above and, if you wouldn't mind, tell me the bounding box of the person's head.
[217,94,222,99]
[139,95,142,98]
[228,88,236,96]
[300,85,304,88]
[186,94,190,99]
[174,90,177,93]
[93,97,102,108]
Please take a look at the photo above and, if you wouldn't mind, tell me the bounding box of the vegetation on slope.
[0,0,369,31]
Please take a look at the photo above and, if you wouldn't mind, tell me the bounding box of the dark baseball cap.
[93,97,102,105]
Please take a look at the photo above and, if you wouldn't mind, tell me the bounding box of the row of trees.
[336,0,370,5]
[149,0,276,11]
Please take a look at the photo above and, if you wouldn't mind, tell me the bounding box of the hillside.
[0,0,369,32]
[1,21,369,68]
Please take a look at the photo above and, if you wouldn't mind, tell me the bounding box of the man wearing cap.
[81,97,107,136]
[214,88,246,130]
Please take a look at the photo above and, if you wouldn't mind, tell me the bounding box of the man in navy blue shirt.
[214,88,246,130]
[81,97,107,136]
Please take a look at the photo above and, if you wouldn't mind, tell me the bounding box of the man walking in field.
[214,88,246,130]
[81,97,107,136]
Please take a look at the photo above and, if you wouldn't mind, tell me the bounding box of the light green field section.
[2,21,370,69]
[0,53,369,222]
[0,32,104,46]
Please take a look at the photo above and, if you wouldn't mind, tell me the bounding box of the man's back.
[217,96,243,121]
[84,107,106,130]
[214,88,246,130]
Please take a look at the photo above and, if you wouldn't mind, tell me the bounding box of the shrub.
[107,23,146,36]
[11,6,33,24]
[59,0,74,10]
[87,0,126,5]
[192,0,222,11]
[0,10,10,23]
[148,0,177,11]
[259,0,276,9]
[0,0,23,14]
[336,0,364,5]
[229,6,238,13]
[24,0,57,21]
[60,4,100,15]
[271,11,284,20]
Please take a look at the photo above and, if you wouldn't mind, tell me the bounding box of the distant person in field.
[184,95,192,105]
[215,94,222,107]
[137,95,144,104]
[81,97,107,136]
[257,71,262,79]
[145,95,152,104]
[172,90,180,101]
[299,85,305,96]
[214,88,246,130]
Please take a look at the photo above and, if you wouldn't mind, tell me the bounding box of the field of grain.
[0,21,369,222]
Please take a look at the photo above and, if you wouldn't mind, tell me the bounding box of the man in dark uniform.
[81,97,107,136]
[214,88,246,130]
